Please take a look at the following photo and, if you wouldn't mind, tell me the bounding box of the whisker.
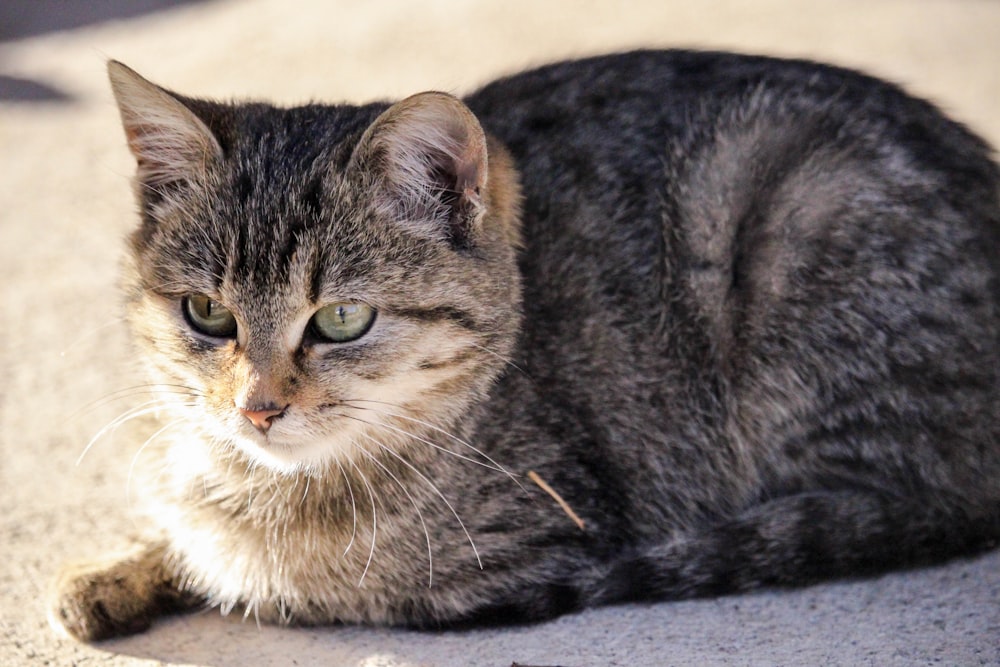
[126,418,186,512]
[58,318,127,358]
[347,456,378,586]
[245,460,259,513]
[353,443,433,588]
[335,461,358,558]
[299,474,311,507]
[356,431,482,570]
[467,341,530,377]
[71,383,202,420]
[77,399,194,465]
[339,400,526,494]
[341,408,506,474]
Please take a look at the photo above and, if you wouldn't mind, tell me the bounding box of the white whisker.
[353,442,434,588]
[245,460,262,513]
[339,400,526,494]
[336,461,358,558]
[71,383,201,421]
[468,341,530,377]
[347,456,378,586]
[127,418,186,512]
[58,318,127,358]
[77,399,193,465]
[357,431,482,570]
[277,596,290,625]
[347,410,504,473]
[299,474,311,507]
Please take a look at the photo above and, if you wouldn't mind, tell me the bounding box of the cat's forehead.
[203,219,377,307]
[131,94,481,311]
[150,182,435,307]
[214,101,384,163]
[141,109,386,286]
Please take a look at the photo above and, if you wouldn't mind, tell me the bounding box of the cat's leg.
[589,491,1000,604]
[49,540,196,641]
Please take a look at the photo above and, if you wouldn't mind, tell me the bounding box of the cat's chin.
[229,432,346,476]
[198,411,369,476]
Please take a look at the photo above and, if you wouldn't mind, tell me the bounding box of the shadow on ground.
[0,0,209,102]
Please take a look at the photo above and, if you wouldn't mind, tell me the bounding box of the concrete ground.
[1,1,998,665]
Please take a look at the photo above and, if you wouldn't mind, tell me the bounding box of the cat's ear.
[351,92,488,248]
[107,61,222,191]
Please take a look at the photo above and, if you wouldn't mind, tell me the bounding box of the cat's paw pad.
[49,558,161,642]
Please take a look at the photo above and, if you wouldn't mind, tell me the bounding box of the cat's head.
[108,61,522,474]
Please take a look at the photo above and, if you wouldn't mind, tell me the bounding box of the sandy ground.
[1,1,999,665]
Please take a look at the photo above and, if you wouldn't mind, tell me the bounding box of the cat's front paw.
[49,544,187,642]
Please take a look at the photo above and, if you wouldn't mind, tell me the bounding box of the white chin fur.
[231,432,346,474]
[193,406,352,473]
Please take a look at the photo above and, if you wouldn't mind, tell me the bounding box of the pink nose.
[238,405,287,433]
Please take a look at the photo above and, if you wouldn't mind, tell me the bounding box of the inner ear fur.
[107,60,222,191]
[351,91,489,248]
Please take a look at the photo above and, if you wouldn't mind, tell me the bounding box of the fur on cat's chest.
[149,437,484,624]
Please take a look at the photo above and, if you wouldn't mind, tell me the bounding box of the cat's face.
[110,63,522,473]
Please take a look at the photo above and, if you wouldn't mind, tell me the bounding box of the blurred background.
[2,0,999,139]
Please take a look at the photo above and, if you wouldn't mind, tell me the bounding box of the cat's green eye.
[183,295,237,338]
[310,303,376,343]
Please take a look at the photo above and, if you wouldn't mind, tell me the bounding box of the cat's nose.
[238,404,287,434]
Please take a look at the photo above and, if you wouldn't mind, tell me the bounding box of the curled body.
[52,50,1000,641]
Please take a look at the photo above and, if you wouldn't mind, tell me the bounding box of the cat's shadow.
[80,548,1000,667]
[0,0,212,104]
[97,605,593,666]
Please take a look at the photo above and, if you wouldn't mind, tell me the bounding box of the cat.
[51,50,1000,642]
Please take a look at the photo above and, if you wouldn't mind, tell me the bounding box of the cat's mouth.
[225,408,359,473]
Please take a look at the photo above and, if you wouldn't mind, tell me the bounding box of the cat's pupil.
[183,294,237,339]
[310,302,376,343]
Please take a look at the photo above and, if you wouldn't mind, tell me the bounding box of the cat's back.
[467,49,1000,237]
[467,49,998,174]
[465,51,1000,508]
[465,49,1000,348]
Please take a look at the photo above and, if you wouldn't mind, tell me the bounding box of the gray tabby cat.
[52,50,1000,641]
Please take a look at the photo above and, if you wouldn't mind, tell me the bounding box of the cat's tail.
[588,491,1000,604]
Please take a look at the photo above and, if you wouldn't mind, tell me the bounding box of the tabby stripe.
[417,348,479,371]
[394,307,478,331]
[307,253,325,305]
